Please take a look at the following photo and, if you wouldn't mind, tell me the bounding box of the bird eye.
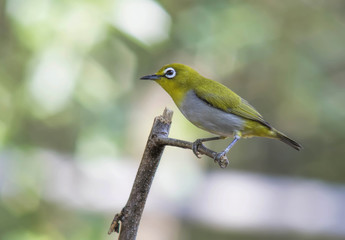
[164,67,176,79]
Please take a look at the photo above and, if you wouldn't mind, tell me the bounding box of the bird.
[140,63,302,161]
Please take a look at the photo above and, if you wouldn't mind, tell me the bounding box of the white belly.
[179,91,244,136]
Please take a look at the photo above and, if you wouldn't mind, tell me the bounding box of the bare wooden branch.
[154,137,229,168]
[108,108,228,239]
[108,108,173,240]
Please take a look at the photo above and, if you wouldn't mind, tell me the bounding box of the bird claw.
[214,151,229,168]
[192,139,204,158]
[192,139,229,168]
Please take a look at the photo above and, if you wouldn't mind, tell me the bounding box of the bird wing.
[193,80,271,128]
[232,98,271,128]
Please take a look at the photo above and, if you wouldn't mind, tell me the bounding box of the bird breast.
[178,90,244,136]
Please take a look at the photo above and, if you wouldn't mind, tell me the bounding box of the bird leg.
[215,133,241,161]
[192,136,226,158]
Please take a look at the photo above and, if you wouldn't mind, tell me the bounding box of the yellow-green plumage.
[141,63,302,152]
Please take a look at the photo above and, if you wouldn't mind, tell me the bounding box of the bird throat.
[157,81,188,107]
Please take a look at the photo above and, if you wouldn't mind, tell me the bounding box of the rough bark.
[108,108,228,239]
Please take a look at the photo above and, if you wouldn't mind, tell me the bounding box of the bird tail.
[276,131,302,151]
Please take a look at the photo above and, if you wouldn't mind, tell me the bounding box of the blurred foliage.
[182,222,345,240]
[1,0,345,239]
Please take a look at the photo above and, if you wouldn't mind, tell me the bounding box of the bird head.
[140,63,201,101]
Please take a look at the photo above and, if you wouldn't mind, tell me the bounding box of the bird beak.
[140,74,161,80]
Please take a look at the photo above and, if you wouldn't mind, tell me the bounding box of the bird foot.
[192,139,205,158]
[214,151,229,168]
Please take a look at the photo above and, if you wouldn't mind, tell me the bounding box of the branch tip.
[160,107,173,124]
[214,155,229,168]
[108,211,124,235]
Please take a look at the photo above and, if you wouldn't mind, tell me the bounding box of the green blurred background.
[1,0,345,239]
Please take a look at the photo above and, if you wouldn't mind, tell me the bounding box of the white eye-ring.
[164,67,176,79]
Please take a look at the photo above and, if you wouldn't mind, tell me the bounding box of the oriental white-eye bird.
[140,63,302,160]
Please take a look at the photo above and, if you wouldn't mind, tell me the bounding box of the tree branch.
[108,108,173,239]
[108,108,228,239]
[154,137,229,168]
